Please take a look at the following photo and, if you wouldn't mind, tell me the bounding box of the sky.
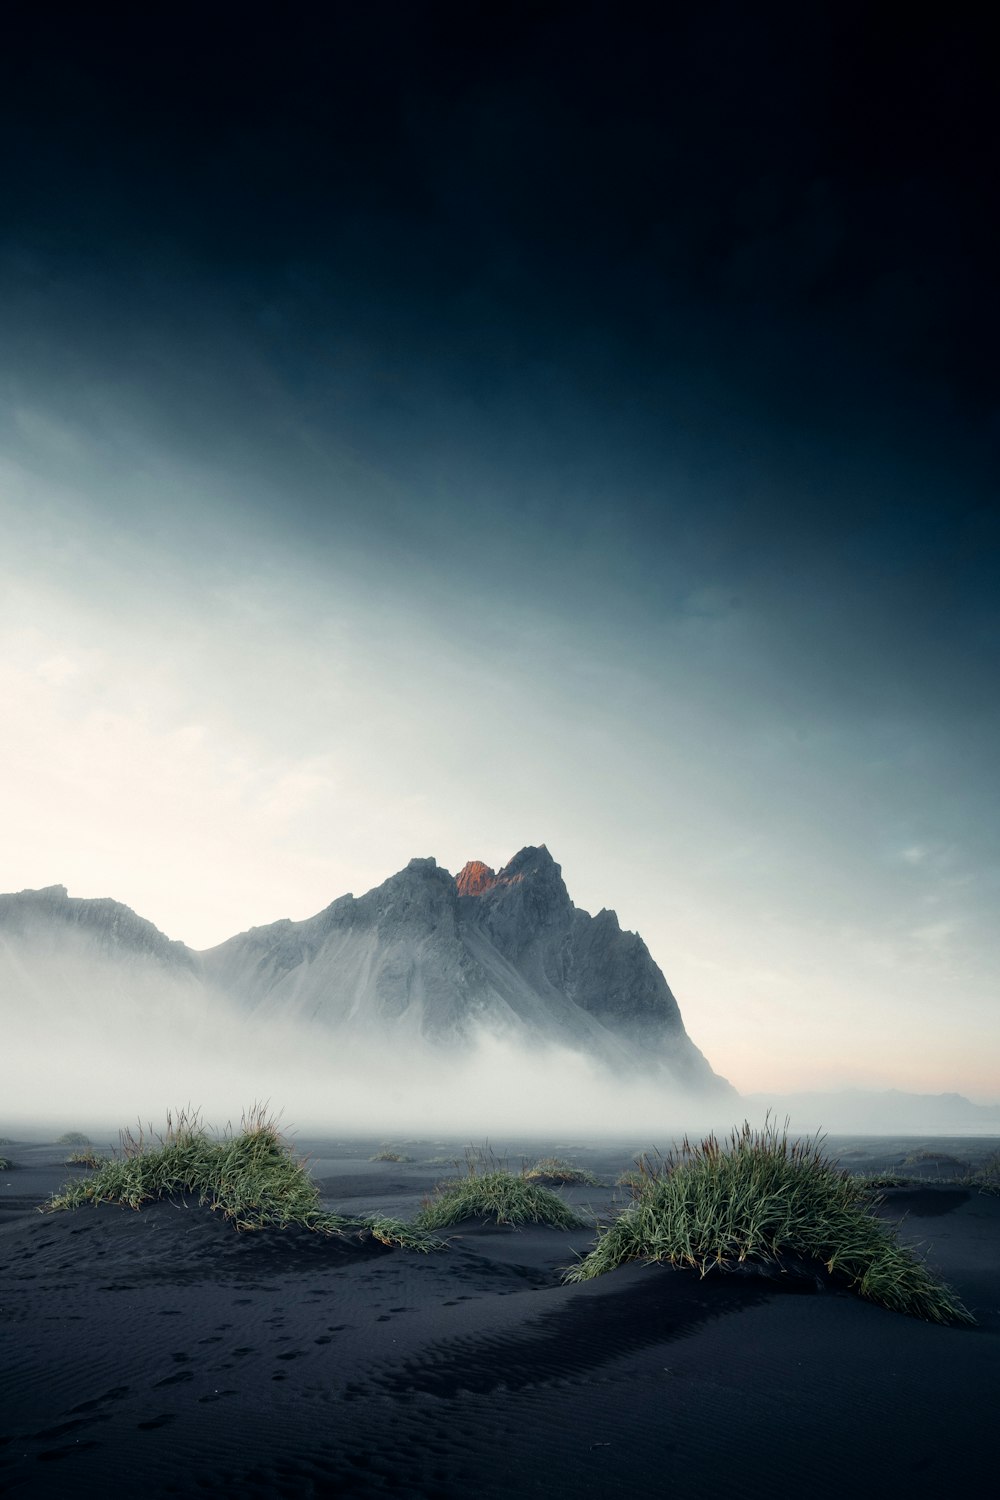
[1,2,997,1102]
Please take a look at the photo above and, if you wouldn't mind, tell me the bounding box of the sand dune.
[1,1138,998,1498]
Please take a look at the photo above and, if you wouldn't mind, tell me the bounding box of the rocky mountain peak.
[456,847,561,900]
[360,854,457,932]
[455,861,498,897]
[501,844,557,878]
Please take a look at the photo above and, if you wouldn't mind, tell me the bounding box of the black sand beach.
[2,1136,998,1499]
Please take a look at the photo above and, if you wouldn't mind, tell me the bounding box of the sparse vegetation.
[524,1156,600,1187]
[65,1150,108,1169]
[369,1148,414,1163]
[565,1120,973,1325]
[849,1149,1000,1197]
[903,1150,968,1172]
[414,1146,585,1230]
[966,1151,1000,1196]
[852,1171,909,1191]
[856,1155,1000,1197]
[0,1156,13,1171]
[47,1108,439,1251]
[55,1132,90,1147]
[616,1167,648,1197]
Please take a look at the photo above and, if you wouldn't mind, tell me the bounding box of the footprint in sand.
[137,1413,177,1431]
[67,1386,130,1414]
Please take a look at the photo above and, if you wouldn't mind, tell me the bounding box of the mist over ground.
[0,929,733,1140]
[2,926,995,1143]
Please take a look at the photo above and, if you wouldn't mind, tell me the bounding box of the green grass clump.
[903,1150,968,1173]
[565,1121,973,1325]
[965,1151,1000,1196]
[852,1171,910,1191]
[0,1157,13,1171]
[414,1147,585,1230]
[65,1150,108,1169]
[47,1108,439,1251]
[616,1167,647,1196]
[524,1157,600,1187]
[369,1148,414,1163]
[55,1131,90,1147]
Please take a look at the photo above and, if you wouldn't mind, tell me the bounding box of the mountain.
[200,846,729,1090]
[0,884,198,970]
[0,849,731,1094]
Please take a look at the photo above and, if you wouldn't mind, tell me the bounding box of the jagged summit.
[456,846,549,897]
[455,860,496,897]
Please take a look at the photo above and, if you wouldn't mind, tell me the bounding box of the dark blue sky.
[3,3,997,668]
[1,2,997,1094]
[4,4,996,444]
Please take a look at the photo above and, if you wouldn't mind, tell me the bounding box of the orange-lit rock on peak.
[455,860,497,897]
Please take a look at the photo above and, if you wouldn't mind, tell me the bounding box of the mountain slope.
[0,884,198,971]
[200,846,731,1091]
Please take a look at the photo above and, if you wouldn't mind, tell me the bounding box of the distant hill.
[746,1089,1000,1135]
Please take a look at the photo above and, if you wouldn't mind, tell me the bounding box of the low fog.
[0,929,735,1141]
[3,928,996,1144]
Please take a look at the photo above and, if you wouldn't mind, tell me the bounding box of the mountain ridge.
[0,882,198,970]
[3,867,997,1130]
[745,1088,1000,1133]
[0,848,731,1094]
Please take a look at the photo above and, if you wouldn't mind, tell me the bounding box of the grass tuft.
[47,1106,440,1251]
[55,1132,90,1147]
[616,1167,647,1197]
[414,1146,585,1230]
[565,1120,974,1325]
[523,1157,600,1187]
[0,1157,13,1171]
[965,1151,1000,1196]
[65,1150,108,1169]
[852,1171,910,1191]
[902,1150,968,1174]
[369,1148,414,1163]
